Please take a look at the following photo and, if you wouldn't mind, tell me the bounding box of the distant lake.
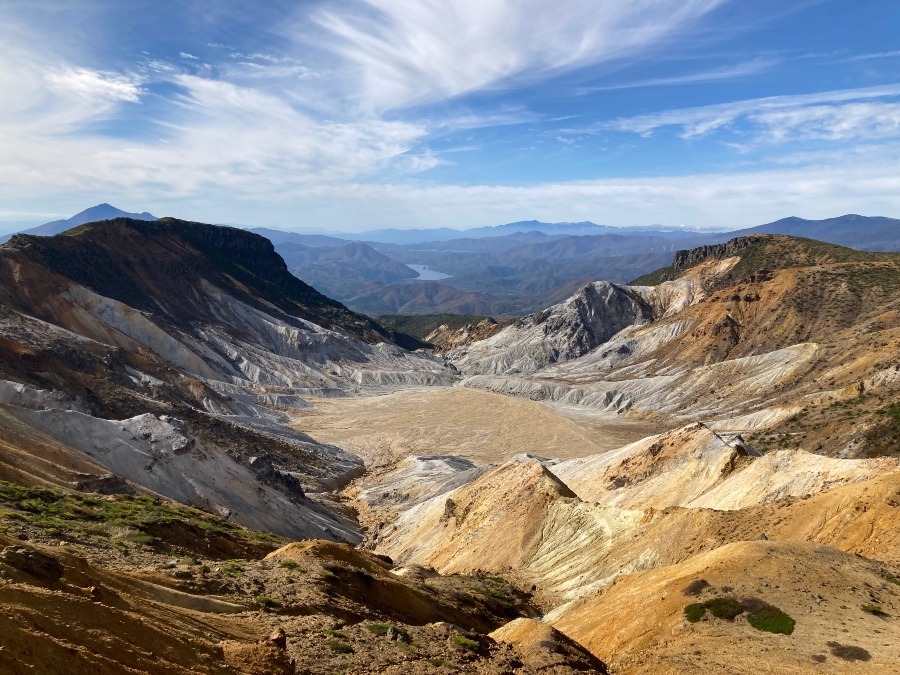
[407,264,451,280]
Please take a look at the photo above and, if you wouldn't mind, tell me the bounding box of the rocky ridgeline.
[672,235,763,270]
[449,281,653,375]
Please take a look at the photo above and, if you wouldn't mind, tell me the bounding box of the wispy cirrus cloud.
[577,57,776,93]
[749,102,900,143]
[604,83,900,141]
[307,0,727,111]
[840,50,900,62]
[44,66,144,103]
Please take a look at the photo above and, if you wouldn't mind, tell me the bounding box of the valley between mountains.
[1,218,899,674]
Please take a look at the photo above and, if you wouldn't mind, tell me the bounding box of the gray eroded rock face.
[449,281,652,375]
[6,406,361,542]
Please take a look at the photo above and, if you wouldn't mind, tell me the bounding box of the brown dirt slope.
[0,488,602,674]
[551,541,900,674]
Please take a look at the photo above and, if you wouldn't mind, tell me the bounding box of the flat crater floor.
[292,387,669,468]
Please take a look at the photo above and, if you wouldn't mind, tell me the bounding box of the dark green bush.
[705,597,743,621]
[451,635,480,651]
[684,603,706,623]
[745,603,795,634]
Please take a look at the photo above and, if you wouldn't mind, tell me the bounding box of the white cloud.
[578,57,776,93]
[841,50,900,62]
[750,102,900,142]
[263,151,900,230]
[45,66,143,103]
[0,69,432,199]
[308,0,726,111]
[605,83,900,140]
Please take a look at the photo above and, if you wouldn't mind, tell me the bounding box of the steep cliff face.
[3,217,391,342]
[450,281,653,375]
[671,236,761,270]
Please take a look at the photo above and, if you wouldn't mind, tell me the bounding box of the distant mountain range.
[250,220,710,245]
[0,204,157,244]
[6,205,898,316]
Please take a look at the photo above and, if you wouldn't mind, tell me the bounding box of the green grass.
[319,569,339,581]
[684,596,795,634]
[117,532,155,545]
[745,603,796,635]
[684,603,706,623]
[366,623,393,636]
[0,480,283,551]
[426,659,458,669]
[326,639,353,654]
[325,629,348,639]
[881,571,900,586]
[255,595,281,610]
[451,635,479,651]
[278,560,301,571]
[221,561,245,577]
[861,604,887,617]
[704,597,744,621]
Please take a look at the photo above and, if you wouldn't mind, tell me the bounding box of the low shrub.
[684,596,795,634]
[745,603,795,635]
[427,659,458,669]
[326,639,353,654]
[705,597,743,621]
[452,635,480,651]
[684,603,706,623]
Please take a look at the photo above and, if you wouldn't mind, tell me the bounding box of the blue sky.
[1,0,899,231]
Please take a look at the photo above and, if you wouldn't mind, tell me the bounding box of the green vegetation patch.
[881,571,900,586]
[861,604,888,617]
[684,596,795,634]
[255,595,282,610]
[0,480,284,554]
[863,402,900,456]
[451,635,480,651]
[426,659,458,669]
[684,603,707,623]
[705,597,744,621]
[745,603,796,634]
[325,639,353,654]
[366,623,393,636]
[221,561,245,577]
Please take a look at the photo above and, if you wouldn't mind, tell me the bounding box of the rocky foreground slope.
[0,486,605,674]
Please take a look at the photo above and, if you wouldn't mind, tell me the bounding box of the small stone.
[268,627,287,650]
[386,627,411,643]
[1,546,64,581]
